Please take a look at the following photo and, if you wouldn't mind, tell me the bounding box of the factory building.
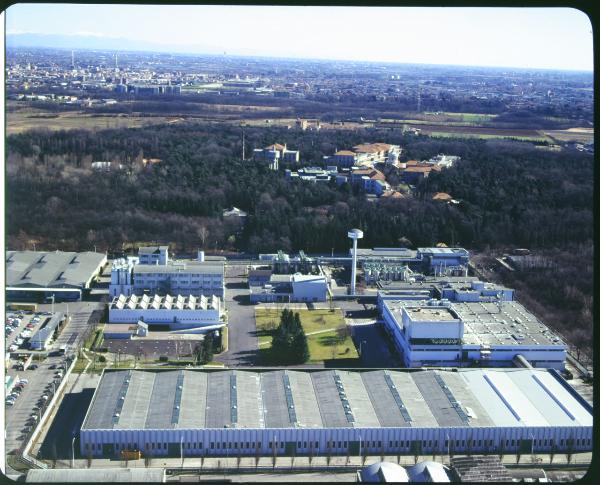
[381,298,567,369]
[109,247,225,298]
[108,294,222,330]
[247,269,273,287]
[380,276,502,306]
[29,312,65,350]
[249,273,328,303]
[352,247,469,278]
[436,280,514,303]
[6,250,107,302]
[79,368,592,458]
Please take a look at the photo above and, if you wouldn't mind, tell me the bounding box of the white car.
[9,345,18,352]
[19,379,29,384]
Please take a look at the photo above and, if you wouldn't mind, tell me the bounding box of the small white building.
[249,273,328,303]
[109,294,222,330]
[291,274,328,302]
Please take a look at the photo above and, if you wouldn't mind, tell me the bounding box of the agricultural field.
[414,123,551,142]
[254,308,359,364]
[543,127,594,144]
[6,109,180,135]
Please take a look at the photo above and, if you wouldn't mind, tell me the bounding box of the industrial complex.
[5,232,593,481]
[79,368,592,458]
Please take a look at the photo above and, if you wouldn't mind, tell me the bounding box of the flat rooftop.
[6,250,106,289]
[81,368,591,432]
[354,248,418,259]
[406,307,458,322]
[453,301,565,347]
[383,299,565,347]
[134,261,224,275]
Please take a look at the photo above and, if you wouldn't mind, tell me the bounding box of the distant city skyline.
[5,4,594,71]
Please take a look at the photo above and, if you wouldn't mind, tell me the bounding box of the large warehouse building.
[6,250,107,301]
[79,368,592,458]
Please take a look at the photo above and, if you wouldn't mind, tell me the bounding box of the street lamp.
[359,340,367,357]
[180,435,184,468]
[359,434,362,462]
[71,435,76,468]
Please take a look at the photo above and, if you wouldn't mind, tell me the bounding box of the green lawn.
[254,308,359,363]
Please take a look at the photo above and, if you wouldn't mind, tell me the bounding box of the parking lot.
[5,354,72,454]
[5,301,105,455]
[5,311,50,353]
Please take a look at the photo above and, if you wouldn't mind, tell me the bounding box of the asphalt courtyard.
[216,264,258,366]
[105,338,200,359]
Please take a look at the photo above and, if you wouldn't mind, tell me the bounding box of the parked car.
[5,400,14,407]
[29,364,39,370]
[19,379,29,384]
[49,364,56,369]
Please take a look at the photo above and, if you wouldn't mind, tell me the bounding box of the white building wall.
[80,424,592,458]
[291,279,327,302]
[109,307,221,326]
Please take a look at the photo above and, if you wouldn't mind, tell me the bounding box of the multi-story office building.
[109,247,225,298]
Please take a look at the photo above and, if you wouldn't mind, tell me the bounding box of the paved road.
[216,268,258,367]
[51,301,104,352]
[351,323,401,368]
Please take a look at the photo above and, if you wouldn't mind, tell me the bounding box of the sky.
[5,4,594,71]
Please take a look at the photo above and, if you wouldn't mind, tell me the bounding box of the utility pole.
[241,126,246,161]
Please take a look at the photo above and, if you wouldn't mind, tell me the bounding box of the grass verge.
[255,308,359,364]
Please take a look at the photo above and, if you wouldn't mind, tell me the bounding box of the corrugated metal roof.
[81,369,593,431]
[6,251,106,289]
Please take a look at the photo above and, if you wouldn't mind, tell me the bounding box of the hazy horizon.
[5,4,594,72]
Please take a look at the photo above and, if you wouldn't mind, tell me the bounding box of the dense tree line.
[6,123,592,256]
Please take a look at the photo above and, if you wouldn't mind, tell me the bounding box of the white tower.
[348,229,364,295]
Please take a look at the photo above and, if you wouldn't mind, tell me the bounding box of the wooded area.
[6,123,592,254]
